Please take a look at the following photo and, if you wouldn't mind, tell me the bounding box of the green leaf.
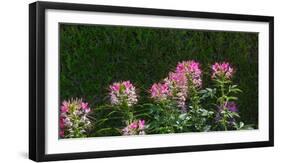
[227,96,238,101]
[179,113,188,120]
[134,113,152,118]
[201,109,209,116]
[95,118,109,125]
[203,125,211,132]
[106,110,118,117]
[198,89,207,94]
[239,122,244,128]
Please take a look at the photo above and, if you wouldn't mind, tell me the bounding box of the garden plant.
[59,61,253,138]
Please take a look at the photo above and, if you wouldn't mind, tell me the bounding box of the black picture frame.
[29,1,274,162]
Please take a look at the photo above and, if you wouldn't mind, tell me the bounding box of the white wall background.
[0,0,279,162]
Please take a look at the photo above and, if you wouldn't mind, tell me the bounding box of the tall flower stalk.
[149,60,202,113]
[211,62,242,130]
[108,81,139,132]
[59,98,91,138]
[175,61,212,131]
[175,61,202,111]
[148,60,212,132]
[164,72,188,112]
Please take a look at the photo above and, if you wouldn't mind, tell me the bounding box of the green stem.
[219,77,228,131]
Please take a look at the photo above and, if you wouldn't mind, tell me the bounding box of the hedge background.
[59,24,258,127]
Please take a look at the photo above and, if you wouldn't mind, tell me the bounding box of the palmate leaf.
[199,88,217,99]
[228,85,243,94]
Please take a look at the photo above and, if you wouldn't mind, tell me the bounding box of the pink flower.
[123,81,133,89]
[150,72,188,113]
[61,101,69,113]
[138,120,145,130]
[81,102,90,113]
[150,84,159,97]
[110,83,120,92]
[81,102,88,109]
[211,62,234,79]
[109,81,138,106]
[165,72,188,112]
[150,83,169,101]
[59,98,91,138]
[150,60,202,112]
[122,120,146,136]
[176,62,185,73]
[129,122,138,129]
[175,60,202,88]
[168,72,187,87]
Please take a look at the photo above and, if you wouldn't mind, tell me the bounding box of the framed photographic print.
[29,1,274,162]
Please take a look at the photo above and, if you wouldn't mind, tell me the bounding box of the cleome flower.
[150,60,202,113]
[225,101,238,112]
[122,120,146,136]
[211,62,234,79]
[216,101,238,113]
[59,98,91,138]
[175,60,202,88]
[164,72,188,112]
[150,82,170,102]
[109,81,138,107]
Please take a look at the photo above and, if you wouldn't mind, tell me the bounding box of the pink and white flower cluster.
[211,62,234,79]
[59,99,91,138]
[150,60,202,112]
[109,81,138,107]
[164,72,188,112]
[122,120,146,136]
[150,82,170,102]
[176,60,202,88]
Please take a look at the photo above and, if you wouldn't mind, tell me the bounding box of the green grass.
[59,24,258,127]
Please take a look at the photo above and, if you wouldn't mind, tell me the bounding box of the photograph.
[1,0,279,163]
[28,1,273,161]
[59,24,258,138]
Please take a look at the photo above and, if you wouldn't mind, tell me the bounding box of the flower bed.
[59,61,253,138]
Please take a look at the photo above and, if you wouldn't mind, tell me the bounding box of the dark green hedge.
[59,24,258,127]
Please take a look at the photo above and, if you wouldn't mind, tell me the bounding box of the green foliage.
[60,24,258,128]
[211,75,245,131]
[92,103,153,136]
[144,102,182,134]
[90,105,124,136]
